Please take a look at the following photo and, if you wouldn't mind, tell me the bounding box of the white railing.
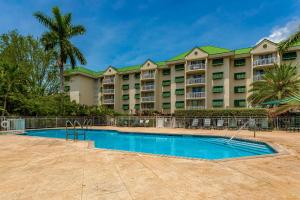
[142,85,155,91]
[103,78,114,84]
[141,96,155,102]
[253,74,264,81]
[103,89,114,94]
[141,73,155,79]
[186,92,205,99]
[186,77,205,85]
[187,106,205,110]
[103,99,114,104]
[188,63,206,71]
[253,57,277,67]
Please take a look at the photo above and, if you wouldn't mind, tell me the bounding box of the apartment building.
[65,39,300,114]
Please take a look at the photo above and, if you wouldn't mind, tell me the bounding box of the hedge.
[174,108,268,117]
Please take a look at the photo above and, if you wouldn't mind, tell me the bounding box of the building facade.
[65,39,300,114]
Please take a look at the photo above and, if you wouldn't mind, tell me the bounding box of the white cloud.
[259,18,300,43]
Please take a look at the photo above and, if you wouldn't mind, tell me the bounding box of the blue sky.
[1,0,300,71]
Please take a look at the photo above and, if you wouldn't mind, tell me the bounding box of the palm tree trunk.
[59,64,64,93]
[2,95,7,116]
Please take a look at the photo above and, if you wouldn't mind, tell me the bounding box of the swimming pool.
[23,129,276,160]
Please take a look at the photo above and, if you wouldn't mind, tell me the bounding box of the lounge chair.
[228,119,238,130]
[216,119,224,129]
[203,118,211,129]
[261,118,270,131]
[145,119,150,127]
[140,119,144,127]
[191,118,199,128]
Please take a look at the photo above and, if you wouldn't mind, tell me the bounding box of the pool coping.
[18,127,290,162]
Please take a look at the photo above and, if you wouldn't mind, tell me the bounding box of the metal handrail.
[65,120,86,140]
[226,120,251,143]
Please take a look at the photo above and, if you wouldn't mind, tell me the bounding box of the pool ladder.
[226,119,256,143]
[65,119,92,141]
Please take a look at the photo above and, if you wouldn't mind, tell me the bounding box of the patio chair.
[139,119,144,127]
[145,119,150,127]
[216,119,224,129]
[203,118,211,129]
[248,119,256,131]
[228,119,238,130]
[132,119,140,127]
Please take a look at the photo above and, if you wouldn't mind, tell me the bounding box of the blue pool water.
[23,129,276,160]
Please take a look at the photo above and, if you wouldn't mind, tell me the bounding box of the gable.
[141,60,157,70]
[103,66,118,76]
[185,48,208,60]
[251,39,278,54]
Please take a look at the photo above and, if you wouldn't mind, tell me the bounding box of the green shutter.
[123,104,129,110]
[122,74,129,80]
[212,86,223,93]
[175,76,184,83]
[162,103,171,109]
[212,72,223,80]
[163,91,170,98]
[282,52,297,60]
[122,94,129,100]
[175,88,184,95]
[135,83,140,89]
[234,58,246,67]
[162,80,171,86]
[234,99,246,107]
[175,64,184,71]
[122,84,129,90]
[234,86,246,93]
[175,101,185,108]
[212,99,223,107]
[134,104,140,110]
[212,58,224,66]
[163,69,171,75]
[135,73,140,79]
[135,93,140,99]
[234,72,246,80]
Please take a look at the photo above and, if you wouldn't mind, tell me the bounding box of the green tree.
[248,64,300,106]
[278,27,300,52]
[33,6,86,93]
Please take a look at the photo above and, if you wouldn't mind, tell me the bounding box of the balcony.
[103,89,114,94]
[103,78,114,84]
[141,106,155,110]
[188,63,206,71]
[103,99,114,104]
[186,92,205,99]
[141,73,155,79]
[141,84,155,91]
[253,74,264,81]
[187,105,205,110]
[253,57,277,67]
[141,96,155,102]
[186,77,205,85]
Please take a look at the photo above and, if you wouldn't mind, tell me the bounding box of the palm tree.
[270,93,300,116]
[34,7,86,93]
[278,27,300,52]
[248,64,300,106]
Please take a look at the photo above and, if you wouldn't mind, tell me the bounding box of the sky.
[1,0,300,71]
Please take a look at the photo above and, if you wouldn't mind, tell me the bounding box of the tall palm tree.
[33,7,86,93]
[278,26,300,52]
[248,64,300,106]
[270,93,300,116]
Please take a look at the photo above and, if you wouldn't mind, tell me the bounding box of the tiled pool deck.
[0,127,300,199]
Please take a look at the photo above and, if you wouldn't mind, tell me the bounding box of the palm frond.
[70,25,86,36]
[33,12,55,30]
[278,26,300,52]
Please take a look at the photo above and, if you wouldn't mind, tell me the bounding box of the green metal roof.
[64,67,103,77]
[234,47,253,55]
[116,64,141,72]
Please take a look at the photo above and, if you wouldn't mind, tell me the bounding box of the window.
[122,94,129,100]
[163,68,171,75]
[134,104,140,110]
[162,80,171,86]
[234,86,246,93]
[64,86,70,92]
[175,76,184,83]
[175,64,184,71]
[212,72,223,80]
[212,99,223,107]
[175,101,185,108]
[135,73,140,79]
[212,86,223,93]
[212,58,224,66]
[234,72,246,80]
[135,83,140,89]
[234,58,246,67]
[122,84,129,90]
[175,88,184,95]
[135,93,140,99]
[123,104,129,110]
[163,91,170,98]
[282,52,297,60]
[162,102,171,109]
[122,74,129,80]
[234,99,246,107]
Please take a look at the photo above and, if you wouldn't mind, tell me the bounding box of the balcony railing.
[253,57,277,67]
[141,106,155,110]
[141,73,155,79]
[103,99,114,104]
[188,63,206,71]
[103,78,114,84]
[103,89,114,94]
[187,106,205,110]
[141,85,155,91]
[141,96,155,102]
[253,74,264,81]
[186,92,205,99]
[186,77,205,85]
